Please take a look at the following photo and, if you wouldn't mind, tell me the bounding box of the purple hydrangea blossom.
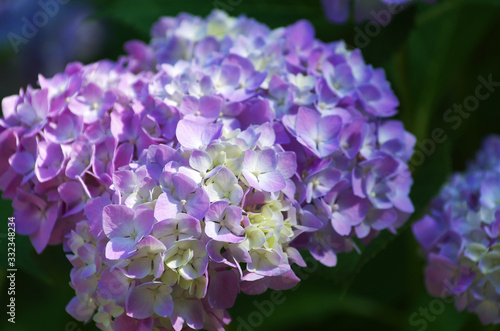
[0,10,415,331]
[413,135,500,325]
[69,83,117,124]
[65,123,304,329]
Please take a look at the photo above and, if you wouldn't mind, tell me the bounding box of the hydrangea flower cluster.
[65,127,309,330]
[321,0,435,24]
[0,59,154,253]
[0,10,415,330]
[413,135,500,325]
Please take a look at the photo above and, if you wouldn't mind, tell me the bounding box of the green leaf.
[405,0,500,140]
[410,140,453,214]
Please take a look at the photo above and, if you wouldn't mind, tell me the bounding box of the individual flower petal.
[126,282,173,319]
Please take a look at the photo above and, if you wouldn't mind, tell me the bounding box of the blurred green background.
[1,0,500,330]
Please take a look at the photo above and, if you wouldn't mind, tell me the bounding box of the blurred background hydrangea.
[0,0,105,96]
[321,0,436,24]
[1,0,500,330]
